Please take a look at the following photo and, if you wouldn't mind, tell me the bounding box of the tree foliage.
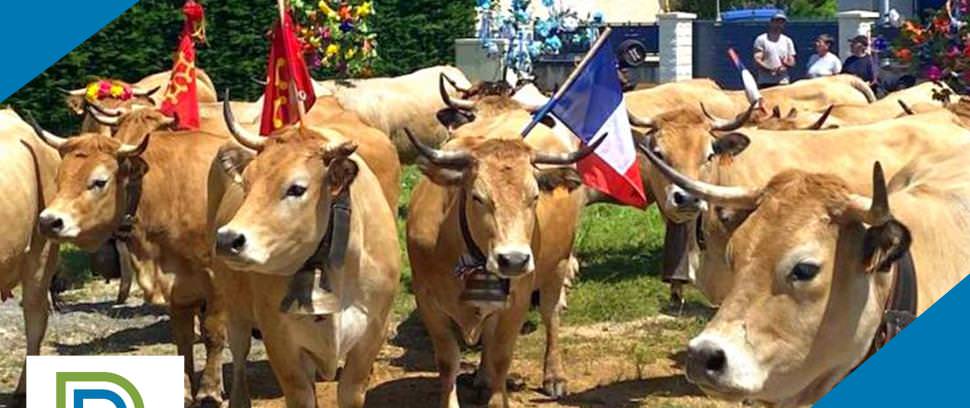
[671,0,837,20]
[5,0,475,134]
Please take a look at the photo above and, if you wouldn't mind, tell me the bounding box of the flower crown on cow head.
[85,80,134,103]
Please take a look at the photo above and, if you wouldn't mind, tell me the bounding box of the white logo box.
[27,355,183,408]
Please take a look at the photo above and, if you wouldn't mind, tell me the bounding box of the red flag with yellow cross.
[160,0,205,129]
[259,8,316,136]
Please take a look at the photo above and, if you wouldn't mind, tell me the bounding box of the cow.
[209,99,401,408]
[407,87,598,406]
[752,81,953,130]
[654,150,970,405]
[314,65,473,162]
[29,111,230,405]
[635,108,970,304]
[0,109,61,400]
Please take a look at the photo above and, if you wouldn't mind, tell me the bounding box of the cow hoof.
[541,378,568,399]
[195,390,224,407]
[506,373,527,392]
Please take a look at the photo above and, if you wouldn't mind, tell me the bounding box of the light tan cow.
[408,90,596,407]
[0,109,61,399]
[30,112,229,405]
[314,65,473,162]
[209,100,401,408]
[753,81,953,130]
[657,151,970,406]
[636,108,970,304]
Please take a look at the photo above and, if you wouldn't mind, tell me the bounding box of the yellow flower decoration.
[85,83,99,101]
[110,84,125,98]
[356,2,373,17]
[318,1,336,18]
[346,47,357,59]
[326,43,340,57]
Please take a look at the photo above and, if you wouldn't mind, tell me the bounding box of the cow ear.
[535,167,583,192]
[862,219,912,274]
[327,156,359,196]
[417,158,467,186]
[436,108,476,131]
[538,113,556,128]
[217,144,255,184]
[715,206,752,232]
[772,106,781,118]
[712,132,750,157]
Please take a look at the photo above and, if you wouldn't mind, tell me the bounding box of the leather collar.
[869,250,918,354]
[113,157,148,242]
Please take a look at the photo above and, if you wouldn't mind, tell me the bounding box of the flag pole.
[277,0,307,124]
[521,26,613,137]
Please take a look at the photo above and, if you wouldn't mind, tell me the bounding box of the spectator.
[842,35,875,86]
[807,34,842,78]
[753,12,796,88]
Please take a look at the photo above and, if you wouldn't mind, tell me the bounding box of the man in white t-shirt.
[806,34,842,78]
[753,12,796,88]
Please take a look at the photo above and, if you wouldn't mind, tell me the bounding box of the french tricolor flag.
[523,29,647,208]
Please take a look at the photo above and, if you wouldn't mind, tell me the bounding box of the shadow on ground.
[388,310,436,373]
[55,301,167,319]
[555,374,705,407]
[54,320,170,355]
[222,359,283,400]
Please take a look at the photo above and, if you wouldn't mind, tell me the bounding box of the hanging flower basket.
[291,0,378,77]
[890,0,970,91]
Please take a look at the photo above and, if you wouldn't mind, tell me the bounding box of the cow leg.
[416,300,460,408]
[171,305,197,406]
[15,240,57,396]
[227,316,253,408]
[196,285,227,405]
[539,260,571,399]
[337,316,386,408]
[261,326,316,407]
[481,291,531,408]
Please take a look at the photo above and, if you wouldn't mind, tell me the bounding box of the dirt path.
[0,281,733,407]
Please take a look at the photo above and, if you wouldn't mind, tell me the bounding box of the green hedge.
[5,0,475,134]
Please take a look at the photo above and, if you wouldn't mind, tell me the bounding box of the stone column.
[454,38,509,83]
[838,10,880,60]
[658,12,696,83]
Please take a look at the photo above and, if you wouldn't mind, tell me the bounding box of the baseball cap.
[771,12,788,22]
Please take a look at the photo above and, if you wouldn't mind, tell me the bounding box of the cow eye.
[471,193,486,205]
[285,184,307,198]
[89,179,108,190]
[790,262,821,282]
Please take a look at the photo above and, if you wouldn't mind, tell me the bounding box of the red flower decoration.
[896,48,913,62]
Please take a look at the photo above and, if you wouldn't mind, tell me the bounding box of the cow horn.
[116,134,151,158]
[636,135,758,208]
[223,90,268,151]
[846,162,892,226]
[59,87,86,96]
[439,74,476,110]
[703,101,756,131]
[251,77,268,86]
[405,127,473,168]
[807,105,834,130]
[132,85,161,97]
[533,132,608,165]
[87,102,125,117]
[86,107,121,126]
[441,73,470,93]
[898,100,915,115]
[25,112,68,149]
[772,106,782,118]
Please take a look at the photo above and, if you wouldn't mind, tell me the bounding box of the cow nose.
[686,340,727,383]
[38,213,64,236]
[672,190,699,208]
[497,251,531,273]
[215,229,247,255]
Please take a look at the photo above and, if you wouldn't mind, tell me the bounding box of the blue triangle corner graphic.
[0,1,139,101]
[817,275,970,406]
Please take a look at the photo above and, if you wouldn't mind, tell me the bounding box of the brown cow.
[407,89,597,406]
[30,113,229,405]
[0,109,61,400]
[636,108,970,304]
[658,152,970,405]
[209,99,401,407]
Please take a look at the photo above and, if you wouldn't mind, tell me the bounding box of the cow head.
[213,101,360,274]
[435,74,548,131]
[29,115,151,251]
[656,155,910,404]
[62,82,158,116]
[750,105,837,131]
[410,123,598,278]
[632,102,755,224]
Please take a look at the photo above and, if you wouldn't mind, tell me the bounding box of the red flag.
[260,10,316,136]
[160,0,205,130]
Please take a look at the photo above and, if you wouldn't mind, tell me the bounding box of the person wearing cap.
[807,34,842,78]
[753,12,797,88]
[842,35,876,86]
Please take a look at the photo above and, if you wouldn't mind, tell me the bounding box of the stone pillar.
[454,38,509,83]
[658,12,696,83]
[838,11,880,60]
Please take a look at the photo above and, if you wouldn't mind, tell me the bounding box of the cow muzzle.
[215,227,259,265]
[686,332,765,398]
[38,210,79,239]
[488,246,535,278]
[665,185,707,223]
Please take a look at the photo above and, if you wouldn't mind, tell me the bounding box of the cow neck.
[113,157,147,242]
[859,250,918,365]
[278,188,352,314]
[458,191,486,264]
